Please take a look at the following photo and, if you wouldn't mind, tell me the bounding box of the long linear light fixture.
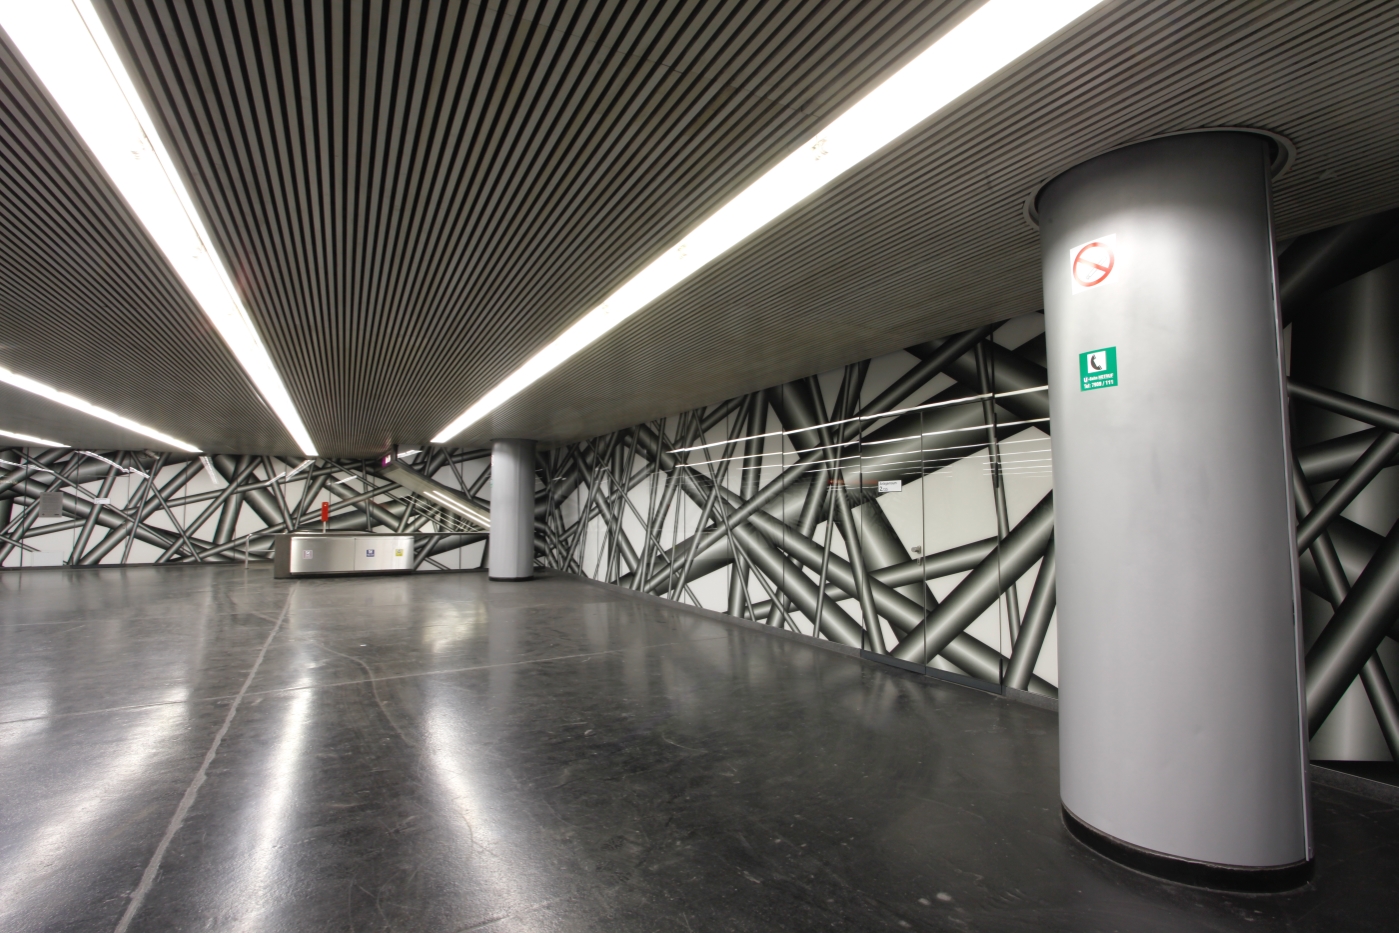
[0,367,196,452]
[433,0,1102,443]
[0,0,317,456]
[669,385,1049,454]
[0,427,67,448]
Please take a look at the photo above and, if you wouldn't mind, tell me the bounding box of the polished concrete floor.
[1,566,1396,933]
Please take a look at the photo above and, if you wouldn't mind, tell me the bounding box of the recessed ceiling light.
[431,0,1103,443]
[0,366,197,452]
[0,0,317,456]
[0,427,67,448]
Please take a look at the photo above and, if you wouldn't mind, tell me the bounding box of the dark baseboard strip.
[1005,685,1059,711]
[924,665,1005,695]
[1063,806,1313,893]
[1309,763,1399,805]
[863,652,1005,695]
[859,650,927,676]
[488,575,534,581]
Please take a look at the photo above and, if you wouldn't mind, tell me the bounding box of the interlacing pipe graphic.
[1286,379,1399,759]
[536,325,1060,697]
[0,450,493,571]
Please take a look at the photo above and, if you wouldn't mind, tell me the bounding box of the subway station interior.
[2,2,1399,931]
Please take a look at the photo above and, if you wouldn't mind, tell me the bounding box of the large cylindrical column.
[489,439,537,581]
[1040,132,1311,888]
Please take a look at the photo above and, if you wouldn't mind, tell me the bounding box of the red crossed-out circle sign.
[1072,240,1115,288]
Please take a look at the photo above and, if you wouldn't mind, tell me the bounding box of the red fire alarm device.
[320,501,330,524]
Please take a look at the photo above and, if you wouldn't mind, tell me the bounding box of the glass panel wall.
[550,308,1057,697]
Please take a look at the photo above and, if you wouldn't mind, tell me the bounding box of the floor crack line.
[112,585,296,933]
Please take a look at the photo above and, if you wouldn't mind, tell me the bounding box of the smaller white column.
[488,439,536,580]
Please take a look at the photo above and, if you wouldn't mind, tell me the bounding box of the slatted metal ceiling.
[0,384,159,452]
[474,0,1399,447]
[2,1,1398,455]
[87,0,975,455]
[0,33,292,453]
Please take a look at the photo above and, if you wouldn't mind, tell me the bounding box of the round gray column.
[488,438,537,581]
[1039,132,1311,887]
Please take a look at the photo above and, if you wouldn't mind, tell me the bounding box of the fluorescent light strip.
[199,455,225,487]
[0,366,197,452]
[0,428,67,448]
[433,0,1100,442]
[670,385,1048,454]
[674,416,1051,466]
[0,0,317,456]
[426,489,479,521]
[77,449,148,477]
[281,459,314,481]
[703,432,1056,473]
[729,431,1053,468]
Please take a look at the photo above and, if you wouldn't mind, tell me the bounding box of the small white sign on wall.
[877,479,902,493]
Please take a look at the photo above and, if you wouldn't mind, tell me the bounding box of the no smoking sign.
[1069,234,1117,294]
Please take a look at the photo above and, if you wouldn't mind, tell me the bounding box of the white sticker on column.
[1069,234,1117,294]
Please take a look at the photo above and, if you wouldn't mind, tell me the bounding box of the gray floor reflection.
[0,565,1395,932]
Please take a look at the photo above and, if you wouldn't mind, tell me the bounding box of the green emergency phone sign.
[1079,346,1117,391]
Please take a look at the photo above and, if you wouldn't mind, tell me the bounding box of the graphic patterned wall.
[538,311,1060,694]
[0,447,494,572]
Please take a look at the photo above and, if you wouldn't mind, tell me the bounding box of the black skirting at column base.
[1062,806,1312,893]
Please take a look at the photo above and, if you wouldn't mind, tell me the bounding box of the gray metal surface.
[275,533,414,576]
[489,439,537,580]
[1042,132,1309,868]
[283,534,354,575]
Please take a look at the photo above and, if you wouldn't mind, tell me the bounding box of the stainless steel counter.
[273,533,414,577]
